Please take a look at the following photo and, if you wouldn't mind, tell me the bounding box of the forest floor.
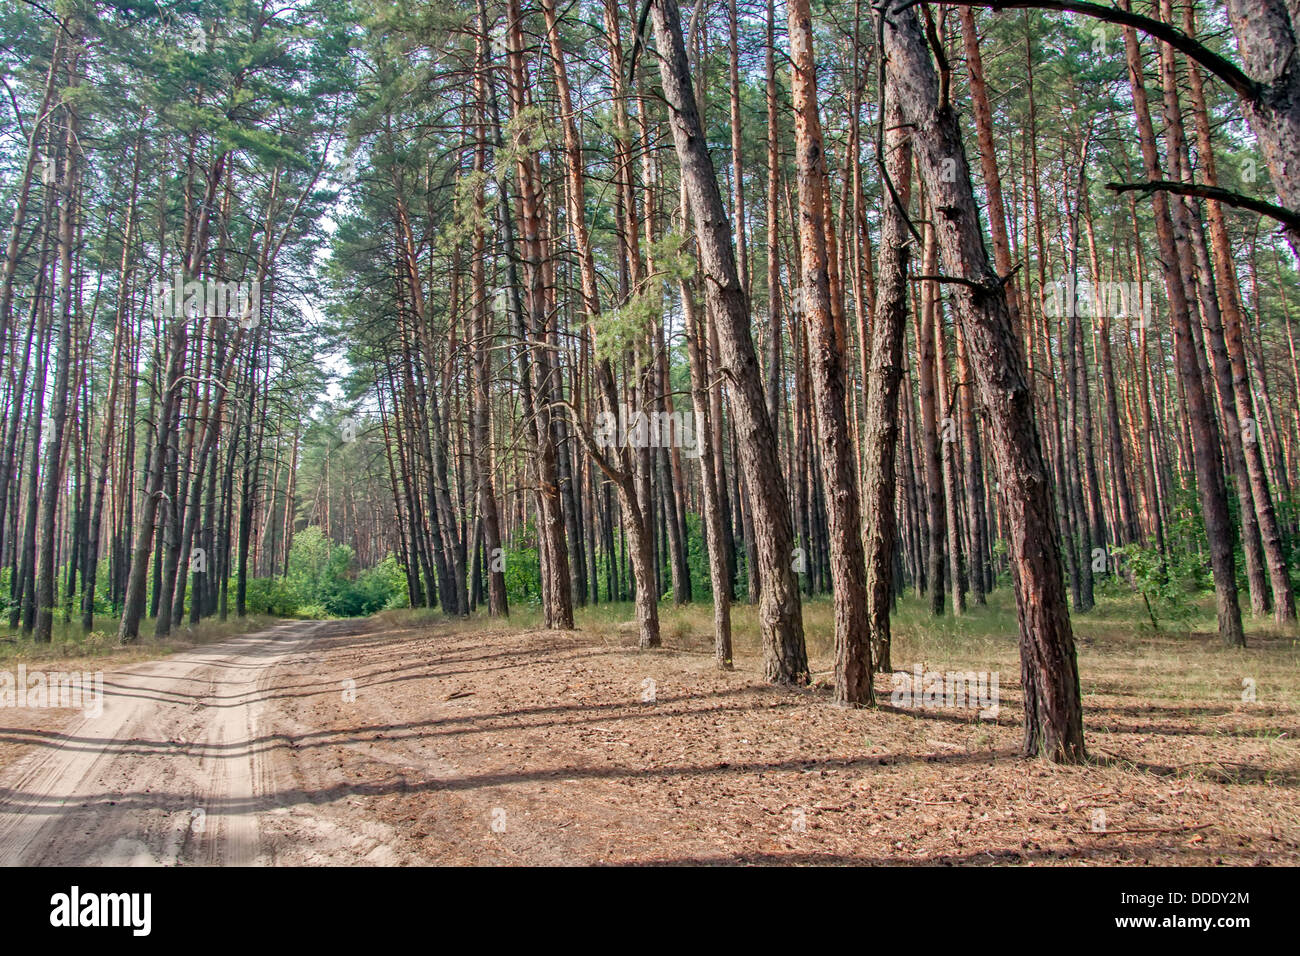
[0,594,1296,865]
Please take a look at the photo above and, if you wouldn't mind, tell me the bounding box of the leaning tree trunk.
[1223,0,1300,252]
[880,0,1086,762]
[649,0,808,683]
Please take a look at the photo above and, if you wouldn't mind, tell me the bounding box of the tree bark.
[881,0,1086,761]
[650,0,808,683]
[788,0,871,703]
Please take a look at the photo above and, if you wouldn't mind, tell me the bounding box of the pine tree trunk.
[881,0,1085,761]
[788,0,871,703]
[1120,9,1245,646]
[863,89,913,674]
[650,0,808,683]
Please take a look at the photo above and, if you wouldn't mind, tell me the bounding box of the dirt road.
[0,620,344,865]
[1,613,1295,865]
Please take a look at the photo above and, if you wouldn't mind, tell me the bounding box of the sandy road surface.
[0,619,344,866]
[2,613,1295,866]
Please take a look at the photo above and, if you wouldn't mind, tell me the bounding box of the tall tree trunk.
[1184,2,1297,622]
[863,89,913,674]
[1120,5,1245,646]
[471,22,508,616]
[881,0,1085,761]
[82,127,142,630]
[649,0,808,683]
[34,47,80,643]
[918,215,947,616]
[541,0,658,647]
[788,0,871,703]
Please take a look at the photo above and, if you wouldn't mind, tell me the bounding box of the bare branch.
[900,0,1259,105]
[1106,179,1300,237]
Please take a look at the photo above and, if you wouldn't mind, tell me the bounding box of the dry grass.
[0,612,286,671]
[562,588,1299,709]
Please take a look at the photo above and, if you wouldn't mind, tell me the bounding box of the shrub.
[249,529,409,618]
[244,577,300,616]
[503,546,542,607]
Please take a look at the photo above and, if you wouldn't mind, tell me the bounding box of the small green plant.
[84,630,112,652]
[1111,543,1198,631]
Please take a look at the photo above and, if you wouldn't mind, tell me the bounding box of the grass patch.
[0,612,286,670]
[355,587,1300,712]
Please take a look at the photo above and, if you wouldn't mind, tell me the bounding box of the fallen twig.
[902,796,961,805]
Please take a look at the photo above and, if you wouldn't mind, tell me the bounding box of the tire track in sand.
[0,620,323,865]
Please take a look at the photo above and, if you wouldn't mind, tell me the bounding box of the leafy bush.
[246,529,407,618]
[1111,543,1199,630]
[503,546,542,607]
[244,576,300,616]
[356,554,408,611]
